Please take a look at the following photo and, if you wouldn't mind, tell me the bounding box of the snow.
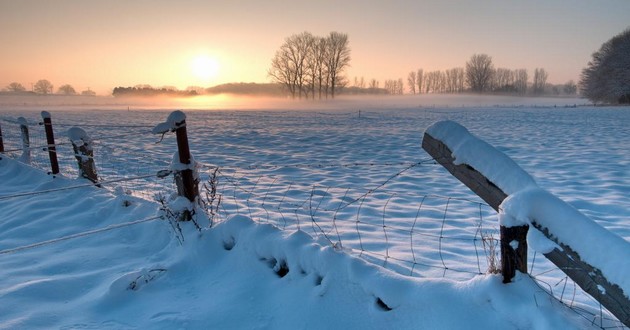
[152,109,186,134]
[41,110,51,119]
[425,120,537,195]
[0,162,587,328]
[67,126,91,145]
[427,117,630,302]
[0,95,628,329]
[500,187,630,298]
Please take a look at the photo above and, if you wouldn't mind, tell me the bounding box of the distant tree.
[514,69,528,94]
[407,71,417,94]
[416,69,423,94]
[186,86,205,95]
[580,28,630,104]
[6,82,26,92]
[532,68,548,95]
[310,36,330,99]
[368,79,379,89]
[33,79,53,95]
[465,54,494,93]
[445,68,464,93]
[57,84,77,95]
[81,88,96,96]
[269,32,314,99]
[325,32,351,99]
[493,68,516,92]
[563,80,577,95]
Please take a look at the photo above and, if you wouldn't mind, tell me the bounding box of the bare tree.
[514,69,528,95]
[326,32,351,99]
[416,69,424,94]
[563,80,577,95]
[465,54,494,93]
[493,68,516,92]
[368,79,379,89]
[269,32,314,99]
[33,79,53,95]
[58,84,77,95]
[407,71,417,94]
[6,82,26,92]
[445,68,464,93]
[532,68,548,94]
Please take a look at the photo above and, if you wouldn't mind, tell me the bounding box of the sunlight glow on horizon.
[1,1,629,96]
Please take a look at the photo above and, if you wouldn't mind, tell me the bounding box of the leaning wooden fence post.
[421,128,528,283]
[422,120,630,327]
[41,111,60,175]
[17,117,31,164]
[67,127,98,184]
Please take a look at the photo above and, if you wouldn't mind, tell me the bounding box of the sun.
[191,55,220,82]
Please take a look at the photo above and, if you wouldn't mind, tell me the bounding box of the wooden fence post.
[67,127,98,184]
[152,110,199,221]
[172,112,199,206]
[17,117,30,163]
[422,132,528,283]
[422,121,630,327]
[41,111,60,175]
[0,122,4,153]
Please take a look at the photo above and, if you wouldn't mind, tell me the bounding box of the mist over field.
[0,93,588,112]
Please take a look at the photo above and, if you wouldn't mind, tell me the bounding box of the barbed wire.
[0,172,164,201]
[0,215,162,256]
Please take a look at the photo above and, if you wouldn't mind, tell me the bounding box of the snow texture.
[0,159,589,328]
[0,97,628,329]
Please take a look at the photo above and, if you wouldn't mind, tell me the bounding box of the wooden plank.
[422,132,528,283]
[422,131,630,327]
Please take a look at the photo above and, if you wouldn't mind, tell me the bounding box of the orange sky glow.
[1,0,629,96]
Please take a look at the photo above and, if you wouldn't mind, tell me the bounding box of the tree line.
[374,54,577,96]
[268,31,351,99]
[2,80,96,96]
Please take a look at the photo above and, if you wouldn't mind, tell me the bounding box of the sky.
[1,0,629,95]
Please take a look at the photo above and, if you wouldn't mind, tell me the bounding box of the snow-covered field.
[0,95,628,329]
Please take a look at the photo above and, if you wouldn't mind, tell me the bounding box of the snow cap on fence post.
[422,120,529,283]
[41,111,60,175]
[17,117,30,164]
[153,110,200,221]
[67,126,99,184]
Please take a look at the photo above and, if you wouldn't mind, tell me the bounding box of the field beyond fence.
[1,107,628,329]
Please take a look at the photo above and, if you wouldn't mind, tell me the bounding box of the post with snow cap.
[41,111,60,175]
[422,120,528,283]
[153,110,199,220]
[68,127,98,184]
[18,117,31,164]
[423,120,630,327]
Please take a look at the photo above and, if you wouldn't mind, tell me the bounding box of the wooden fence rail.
[422,120,630,327]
